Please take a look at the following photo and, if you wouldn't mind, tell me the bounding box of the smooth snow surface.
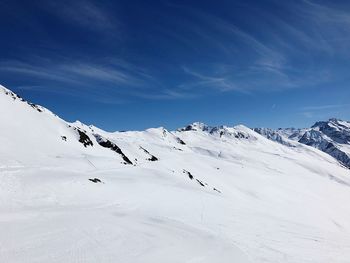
[1,85,350,262]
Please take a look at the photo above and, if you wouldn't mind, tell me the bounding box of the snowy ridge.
[1,85,350,263]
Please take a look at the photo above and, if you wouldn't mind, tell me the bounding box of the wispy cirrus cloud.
[181,67,240,92]
[2,0,350,104]
[45,0,119,33]
[300,103,350,119]
[166,1,350,94]
[130,88,196,100]
[0,60,140,86]
[181,61,330,94]
[0,57,157,105]
[0,57,148,87]
[60,64,140,86]
[158,10,290,92]
[301,104,350,111]
[0,57,195,101]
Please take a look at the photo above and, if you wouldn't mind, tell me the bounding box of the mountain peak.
[178,122,212,132]
[329,117,341,122]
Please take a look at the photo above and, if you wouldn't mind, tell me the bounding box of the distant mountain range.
[254,118,350,169]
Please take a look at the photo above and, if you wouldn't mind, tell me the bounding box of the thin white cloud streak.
[0,59,146,88]
[181,67,240,92]
[301,104,350,111]
[181,61,331,94]
[13,83,128,105]
[300,103,349,119]
[0,61,83,85]
[45,0,119,33]
[60,64,139,85]
[131,89,196,100]
[0,58,195,101]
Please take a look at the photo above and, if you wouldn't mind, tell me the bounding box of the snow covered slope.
[255,119,350,169]
[1,85,350,263]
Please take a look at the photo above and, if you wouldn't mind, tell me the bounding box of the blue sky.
[0,0,349,131]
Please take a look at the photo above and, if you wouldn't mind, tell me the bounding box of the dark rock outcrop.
[77,130,93,147]
[94,134,133,165]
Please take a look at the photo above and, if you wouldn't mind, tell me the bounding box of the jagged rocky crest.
[179,122,255,140]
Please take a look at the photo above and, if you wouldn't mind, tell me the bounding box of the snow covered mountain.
[251,127,298,147]
[254,119,350,169]
[1,84,350,263]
